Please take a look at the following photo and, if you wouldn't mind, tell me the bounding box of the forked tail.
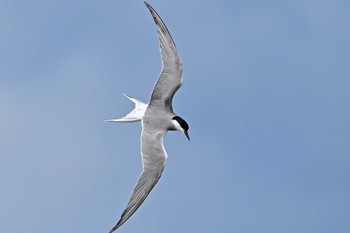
[105,94,148,122]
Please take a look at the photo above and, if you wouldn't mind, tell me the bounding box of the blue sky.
[1,0,350,232]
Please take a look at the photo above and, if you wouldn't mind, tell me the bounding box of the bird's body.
[106,2,190,232]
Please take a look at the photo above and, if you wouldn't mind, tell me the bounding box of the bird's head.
[171,116,190,141]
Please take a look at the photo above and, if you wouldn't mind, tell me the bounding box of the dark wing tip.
[108,209,128,233]
[109,213,127,233]
[109,225,117,233]
[109,226,117,233]
[144,1,176,47]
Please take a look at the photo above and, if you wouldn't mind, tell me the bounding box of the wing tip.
[144,1,157,20]
[109,208,131,233]
[109,227,116,233]
[109,221,122,233]
[109,225,119,233]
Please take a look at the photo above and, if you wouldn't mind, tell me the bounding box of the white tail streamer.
[105,94,148,122]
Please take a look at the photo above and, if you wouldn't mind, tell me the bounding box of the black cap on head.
[172,116,190,140]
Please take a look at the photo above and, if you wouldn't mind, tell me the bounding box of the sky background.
[1,0,350,232]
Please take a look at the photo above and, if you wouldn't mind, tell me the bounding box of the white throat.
[171,119,184,132]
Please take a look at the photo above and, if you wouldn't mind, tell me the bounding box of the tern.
[106,2,190,232]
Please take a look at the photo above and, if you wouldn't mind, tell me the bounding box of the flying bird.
[106,2,190,232]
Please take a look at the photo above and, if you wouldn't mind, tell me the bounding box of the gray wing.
[145,1,183,112]
[109,128,167,233]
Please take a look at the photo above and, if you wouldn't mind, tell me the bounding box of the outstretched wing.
[145,1,183,112]
[109,128,167,233]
